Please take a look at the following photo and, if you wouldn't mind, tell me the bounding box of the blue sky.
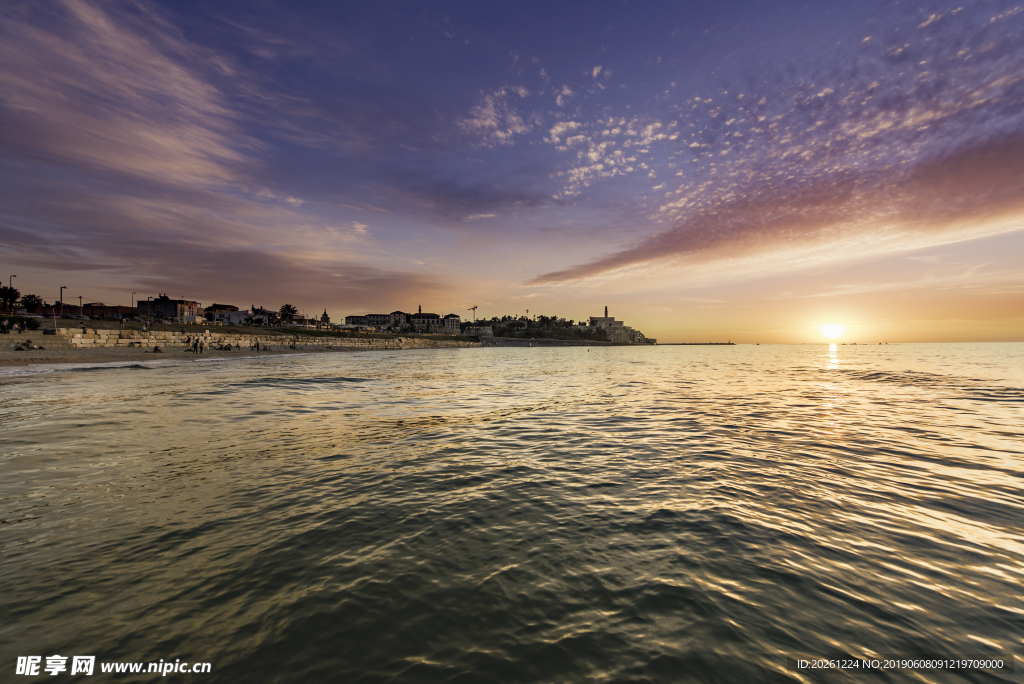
[1,0,1022,340]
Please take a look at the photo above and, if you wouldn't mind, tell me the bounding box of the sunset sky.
[1,0,1022,342]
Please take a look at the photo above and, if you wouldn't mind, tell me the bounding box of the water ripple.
[0,343,1022,682]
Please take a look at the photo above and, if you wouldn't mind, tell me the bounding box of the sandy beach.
[0,318,481,368]
[0,342,356,368]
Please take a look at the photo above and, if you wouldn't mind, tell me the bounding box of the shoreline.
[1,326,482,368]
[0,344,366,369]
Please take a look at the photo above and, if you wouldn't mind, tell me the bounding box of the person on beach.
[199,339,204,354]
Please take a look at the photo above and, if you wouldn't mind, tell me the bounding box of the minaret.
[418,305,421,314]
[604,305,608,318]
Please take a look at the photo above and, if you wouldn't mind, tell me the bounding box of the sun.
[820,323,846,340]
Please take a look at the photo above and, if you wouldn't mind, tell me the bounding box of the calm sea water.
[1,344,1022,683]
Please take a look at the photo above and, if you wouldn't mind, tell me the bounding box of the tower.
[604,305,608,317]
[418,305,421,313]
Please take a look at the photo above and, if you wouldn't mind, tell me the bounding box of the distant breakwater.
[658,342,735,345]
[44,328,481,351]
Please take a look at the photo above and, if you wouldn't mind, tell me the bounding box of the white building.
[210,310,253,325]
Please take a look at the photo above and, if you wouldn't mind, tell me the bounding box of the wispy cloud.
[534,132,1024,284]
[531,2,1024,284]
[0,0,252,188]
[459,88,532,147]
[0,0,459,308]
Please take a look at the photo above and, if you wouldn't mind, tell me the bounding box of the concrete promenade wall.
[483,337,613,347]
[52,328,481,351]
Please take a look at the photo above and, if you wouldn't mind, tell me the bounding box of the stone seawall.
[53,328,481,351]
[483,337,613,347]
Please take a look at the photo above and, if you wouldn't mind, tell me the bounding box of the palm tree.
[20,294,44,313]
[279,304,297,324]
[0,286,20,313]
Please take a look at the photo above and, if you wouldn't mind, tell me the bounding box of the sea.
[1,343,1022,683]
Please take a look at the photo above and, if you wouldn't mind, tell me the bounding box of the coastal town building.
[338,305,651,343]
[203,305,279,326]
[209,310,250,325]
[34,302,136,319]
[411,308,441,332]
[589,306,654,344]
[341,306,460,334]
[138,295,201,321]
[204,304,240,324]
[250,306,278,325]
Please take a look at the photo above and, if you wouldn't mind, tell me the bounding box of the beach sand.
[0,343,355,368]
[0,319,477,368]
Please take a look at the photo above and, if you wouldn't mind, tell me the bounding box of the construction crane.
[468,305,477,322]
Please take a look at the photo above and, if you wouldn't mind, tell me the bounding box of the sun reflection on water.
[827,342,840,370]
[820,343,844,433]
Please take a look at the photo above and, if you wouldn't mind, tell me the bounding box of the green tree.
[0,286,20,312]
[20,294,44,313]
[279,304,297,323]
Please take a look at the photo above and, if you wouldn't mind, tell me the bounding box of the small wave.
[231,376,373,388]
[0,360,164,377]
[69,363,154,373]
[840,368,1024,402]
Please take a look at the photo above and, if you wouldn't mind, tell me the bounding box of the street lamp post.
[57,286,67,327]
[9,275,14,288]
